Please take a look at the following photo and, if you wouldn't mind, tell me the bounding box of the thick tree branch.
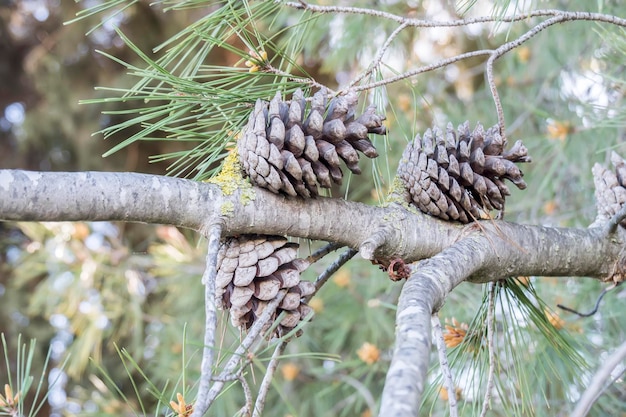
[379,237,489,416]
[1,170,623,282]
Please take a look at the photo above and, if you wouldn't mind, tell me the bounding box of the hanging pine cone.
[216,234,315,335]
[592,151,626,226]
[238,88,386,198]
[397,122,531,223]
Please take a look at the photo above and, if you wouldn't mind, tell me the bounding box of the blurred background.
[0,0,625,416]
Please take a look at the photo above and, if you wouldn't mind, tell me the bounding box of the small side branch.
[203,291,287,411]
[354,50,492,93]
[571,339,626,417]
[479,282,497,417]
[605,204,626,234]
[432,314,458,417]
[348,22,410,89]
[252,341,288,417]
[191,222,223,417]
[306,242,344,263]
[310,248,358,297]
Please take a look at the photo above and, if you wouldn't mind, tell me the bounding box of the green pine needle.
[81,0,317,181]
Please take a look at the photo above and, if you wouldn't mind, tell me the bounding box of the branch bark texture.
[1,170,622,280]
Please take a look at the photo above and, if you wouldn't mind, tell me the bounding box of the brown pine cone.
[397,122,531,223]
[238,88,386,198]
[216,234,315,335]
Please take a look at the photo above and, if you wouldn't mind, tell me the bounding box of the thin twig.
[308,248,358,300]
[486,14,566,136]
[605,204,626,234]
[306,242,345,263]
[348,22,410,89]
[480,282,497,417]
[264,65,335,93]
[202,291,287,411]
[239,374,253,417]
[431,314,459,417]
[557,283,617,317]
[191,222,223,417]
[286,1,626,139]
[252,341,288,417]
[285,2,626,30]
[571,339,626,417]
[248,246,355,416]
[354,50,493,92]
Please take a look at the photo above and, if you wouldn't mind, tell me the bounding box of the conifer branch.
[379,238,487,416]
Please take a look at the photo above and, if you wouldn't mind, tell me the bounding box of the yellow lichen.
[207,147,255,216]
[385,176,411,206]
[220,201,235,216]
[208,148,247,196]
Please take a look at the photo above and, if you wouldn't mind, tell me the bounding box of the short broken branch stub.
[373,257,412,281]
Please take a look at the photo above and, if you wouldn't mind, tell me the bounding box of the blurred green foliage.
[1,0,625,416]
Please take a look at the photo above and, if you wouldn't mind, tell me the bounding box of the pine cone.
[592,151,626,226]
[238,88,386,198]
[216,235,315,335]
[397,122,531,223]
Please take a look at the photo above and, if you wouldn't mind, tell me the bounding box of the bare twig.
[557,283,617,317]
[431,314,458,417]
[479,282,497,417]
[286,1,626,139]
[306,242,345,263]
[285,3,626,30]
[485,14,580,135]
[354,50,492,93]
[191,222,223,417]
[309,248,358,298]
[252,341,287,417]
[202,291,287,412]
[248,247,355,416]
[239,374,253,417]
[348,22,411,89]
[571,339,626,417]
[605,204,626,234]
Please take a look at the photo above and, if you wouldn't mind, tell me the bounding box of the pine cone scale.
[238,88,386,197]
[216,235,315,335]
[398,121,531,223]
